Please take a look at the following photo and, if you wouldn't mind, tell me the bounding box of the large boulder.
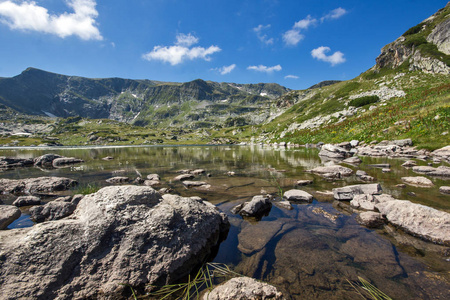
[333,184,382,201]
[0,177,77,194]
[319,144,352,159]
[376,200,450,245]
[0,206,21,230]
[0,185,229,299]
[202,277,284,300]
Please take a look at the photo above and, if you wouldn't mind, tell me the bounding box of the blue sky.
[0,0,447,90]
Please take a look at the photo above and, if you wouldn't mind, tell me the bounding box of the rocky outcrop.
[376,36,413,69]
[333,184,382,201]
[0,185,229,299]
[427,17,450,55]
[0,177,77,194]
[376,200,450,245]
[203,277,284,300]
[0,206,21,230]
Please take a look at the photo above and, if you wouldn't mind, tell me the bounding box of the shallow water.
[1,145,449,299]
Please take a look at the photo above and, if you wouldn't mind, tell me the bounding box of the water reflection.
[1,145,449,299]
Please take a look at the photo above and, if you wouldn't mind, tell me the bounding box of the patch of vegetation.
[402,22,425,36]
[349,96,380,108]
[333,81,361,99]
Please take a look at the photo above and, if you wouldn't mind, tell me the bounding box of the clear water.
[1,145,449,299]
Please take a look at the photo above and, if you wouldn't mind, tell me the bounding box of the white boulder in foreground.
[283,189,313,202]
[203,276,284,300]
[376,200,450,245]
[0,186,229,299]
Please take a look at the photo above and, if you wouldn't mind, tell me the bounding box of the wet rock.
[33,153,63,167]
[29,201,77,223]
[52,157,84,167]
[401,176,434,187]
[342,156,362,164]
[333,184,382,201]
[0,177,77,194]
[283,189,313,202]
[311,207,339,223]
[0,205,21,229]
[174,174,195,181]
[356,212,385,228]
[12,196,41,207]
[306,165,353,178]
[439,186,450,195]
[202,277,284,300]
[376,200,450,245]
[147,174,160,181]
[402,160,417,167]
[295,179,313,186]
[236,195,272,217]
[319,144,353,159]
[0,186,229,299]
[105,176,130,184]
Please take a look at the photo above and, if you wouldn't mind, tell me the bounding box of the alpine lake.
[1,145,449,299]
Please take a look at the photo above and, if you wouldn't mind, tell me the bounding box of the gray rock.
[388,139,412,147]
[376,200,450,245]
[202,277,284,300]
[33,153,63,167]
[0,177,77,194]
[0,186,229,299]
[356,170,375,181]
[0,157,34,169]
[147,174,160,181]
[283,189,313,202]
[106,176,130,184]
[342,156,362,164]
[71,194,84,206]
[382,168,391,173]
[238,195,272,217]
[191,169,206,175]
[432,145,450,161]
[350,194,376,210]
[29,201,76,223]
[274,200,293,210]
[356,212,385,228]
[144,180,160,187]
[439,186,450,195]
[306,165,353,178]
[0,205,21,230]
[333,184,382,201]
[369,164,391,168]
[319,144,352,159]
[102,156,114,160]
[401,176,434,187]
[412,165,450,177]
[182,181,211,189]
[402,160,417,167]
[13,195,41,207]
[174,174,195,181]
[350,140,359,147]
[52,157,84,167]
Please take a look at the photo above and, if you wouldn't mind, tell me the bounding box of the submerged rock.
[376,200,450,245]
[0,206,21,230]
[203,276,284,300]
[0,186,229,299]
[0,177,77,194]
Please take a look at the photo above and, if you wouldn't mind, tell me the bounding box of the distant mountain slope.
[0,68,290,127]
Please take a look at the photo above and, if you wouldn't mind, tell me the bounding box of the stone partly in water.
[333,184,382,201]
[319,144,353,159]
[376,200,450,245]
[12,195,41,207]
[0,185,229,299]
[52,157,84,168]
[306,165,353,179]
[356,212,385,228]
[105,176,130,184]
[234,195,272,218]
[202,276,284,300]
[283,189,313,202]
[29,201,77,223]
[0,206,21,230]
[0,177,78,194]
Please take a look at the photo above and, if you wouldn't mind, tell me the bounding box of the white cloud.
[311,46,346,66]
[175,33,199,47]
[142,33,221,65]
[247,64,282,73]
[282,29,304,46]
[216,64,236,75]
[321,7,347,22]
[253,24,274,45]
[285,75,299,79]
[0,0,102,40]
[283,15,316,46]
[293,15,317,29]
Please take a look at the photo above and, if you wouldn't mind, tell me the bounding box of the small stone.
[382,168,391,173]
[146,174,160,181]
[402,160,417,167]
[296,179,313,186]
[439,186,450,195]
[106,176,129,184]
[173,174,195,181]
[284,189,313,202]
